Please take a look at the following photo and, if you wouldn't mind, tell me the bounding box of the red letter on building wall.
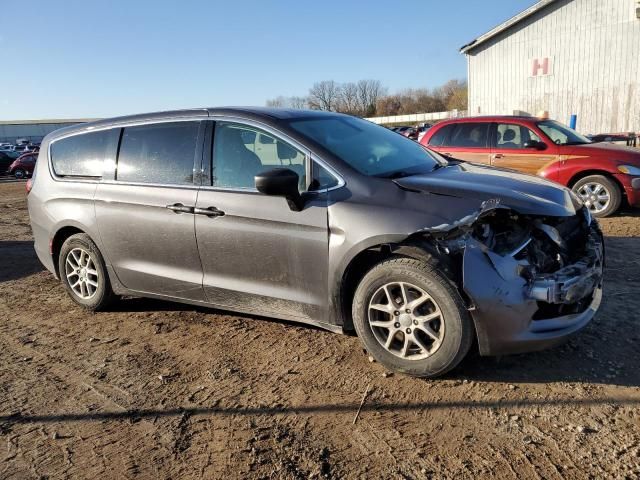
[532,57,550,76]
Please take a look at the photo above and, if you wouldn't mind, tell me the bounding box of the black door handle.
[166,203,193,214]
[194,206,225,217]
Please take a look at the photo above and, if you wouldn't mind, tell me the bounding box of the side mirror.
[255,168,303,211]
[524,140,547,150]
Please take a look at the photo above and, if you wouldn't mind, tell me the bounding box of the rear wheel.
[352,257,473,378]
[572,175,621,217]
[58,233,114,310]
[14,169,25,179]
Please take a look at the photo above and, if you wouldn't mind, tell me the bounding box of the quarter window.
[50,129,118,177]
[213,122,307,190]
[495,124,541,149]
[310,162,339,191]
[117,122,200,185]
[447,123,489,148]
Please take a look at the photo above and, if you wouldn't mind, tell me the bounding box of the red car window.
[428,124,455,146]
[448,123,490,148]
[495,124,541,149]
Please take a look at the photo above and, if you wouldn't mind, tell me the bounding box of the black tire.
[58,233,114,311]
[352,257,474,378]
[14,169,25,179]
[572,174,621,218]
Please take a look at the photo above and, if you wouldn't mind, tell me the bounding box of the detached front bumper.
[462,226,604,356]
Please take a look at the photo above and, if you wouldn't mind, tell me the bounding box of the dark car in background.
[8,152,37,178]
[0,151,17,174]
[28,108,603,378]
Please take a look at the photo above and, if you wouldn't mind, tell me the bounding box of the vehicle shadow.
[451,234,640,387]
[0,241,43,283]
[2,395,640,427]
[109,296,331,332]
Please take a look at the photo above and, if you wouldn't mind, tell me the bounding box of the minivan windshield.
[288,115,445,178]
[537,120,592,146]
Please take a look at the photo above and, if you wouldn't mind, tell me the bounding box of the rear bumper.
[463,226,604,356]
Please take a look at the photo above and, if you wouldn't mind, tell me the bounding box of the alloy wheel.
[64,248,99,299]
[577,182,611,214]
[368,281,445,360]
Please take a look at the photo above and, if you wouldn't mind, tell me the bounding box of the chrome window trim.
[98,179,201,191]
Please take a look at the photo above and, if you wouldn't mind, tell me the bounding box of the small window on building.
[447,123,490,148]
[50,129,118,177]
[117,122,200,185]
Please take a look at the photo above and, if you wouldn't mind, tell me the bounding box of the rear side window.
[428,124,455,146]
[117,121,200,185]
[50,129,118,177]
[447,123,489,148]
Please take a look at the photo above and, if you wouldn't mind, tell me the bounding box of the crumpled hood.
[394,162,580,217]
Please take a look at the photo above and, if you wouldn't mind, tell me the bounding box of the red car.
[7,152,38,179]
[421,116,640,217]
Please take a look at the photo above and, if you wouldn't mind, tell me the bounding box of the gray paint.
[464,0,640,134]
[28,107,603,356]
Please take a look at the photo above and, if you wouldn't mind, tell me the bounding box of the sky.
[0,0,534,120]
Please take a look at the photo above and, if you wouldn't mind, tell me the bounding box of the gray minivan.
[28,107,603,377]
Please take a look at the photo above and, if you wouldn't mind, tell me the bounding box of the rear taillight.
[26,178,33,194]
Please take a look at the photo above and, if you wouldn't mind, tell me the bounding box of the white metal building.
[461,0,640,135]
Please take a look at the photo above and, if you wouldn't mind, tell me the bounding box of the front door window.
[213,122,307,191]
[495,123,541,149]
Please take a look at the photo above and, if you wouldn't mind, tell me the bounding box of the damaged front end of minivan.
[414,199,604,355]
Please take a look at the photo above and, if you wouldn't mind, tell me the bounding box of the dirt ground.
[0,181,639,479]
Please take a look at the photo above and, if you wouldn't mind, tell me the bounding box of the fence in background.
[365,109,468,125]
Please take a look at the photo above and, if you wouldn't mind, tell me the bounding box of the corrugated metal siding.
[467,0,640,134]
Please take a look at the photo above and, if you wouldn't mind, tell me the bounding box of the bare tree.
[434,79,467,110]
[376,95,403,116]
[337,82,360,114]
[265,95,309,109]
[308,80,340,111]
[357,80,385,116]
[267,77,465,117]
[266,96,287,108]
[289,96,308,109]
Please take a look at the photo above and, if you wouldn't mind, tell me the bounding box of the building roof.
[460,0,559,54]
[0,118,98,126]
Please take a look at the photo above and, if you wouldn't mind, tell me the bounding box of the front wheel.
[352,257,474,378]
[14,169,25,179]
[572,175,621,217]
[58,233,115,310]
